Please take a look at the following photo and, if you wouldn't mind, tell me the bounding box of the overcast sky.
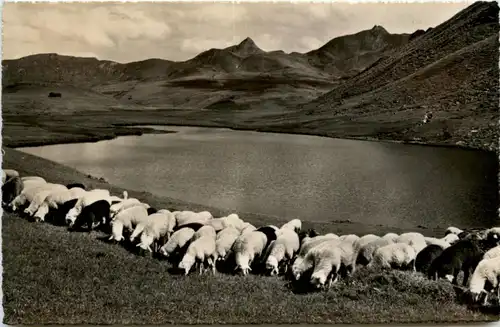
[3,1,472,63]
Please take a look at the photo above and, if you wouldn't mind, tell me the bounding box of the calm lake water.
[18,126,498,229]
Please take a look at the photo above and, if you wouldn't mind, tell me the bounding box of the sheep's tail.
[123,191,128,200]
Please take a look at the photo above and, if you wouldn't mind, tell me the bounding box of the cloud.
[2,2,472,63]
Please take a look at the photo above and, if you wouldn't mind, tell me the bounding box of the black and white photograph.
[1,0,499,324]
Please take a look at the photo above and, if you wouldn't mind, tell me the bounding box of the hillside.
[2,1,498,152]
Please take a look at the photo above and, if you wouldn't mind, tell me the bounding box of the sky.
[2,1,473,63]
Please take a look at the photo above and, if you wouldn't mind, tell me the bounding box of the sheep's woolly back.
[310,246,342,285]
[469,256,500,294]
[397,232,427,254]
[240,223,257,235]
[446,226,464,236]
[176,211,213,226]
[141,211,176,242]
[442,233,460,245]
[110,198,141,215]
[299,234,340,257]
[233,231,267,269]
[483,245,500,260]
[267,229,300,265]
[339,234,359,244]
[185,235,217,262]
[354,234,380,250]
[114,205,149,230]
[294,239,340,278]
[25,184,67,215]
[161,228,196,256]
[424,237,451,249]
[382,233,399,243]
[371,243,416,269]
[215,227,240,260]
[357,238,392,265]
[193,225,216,242]
[280,219,302,232]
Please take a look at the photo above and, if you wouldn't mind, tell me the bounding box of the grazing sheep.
[427,239,484,286]
[309,246,343,290]
[255,225,278,249]
[264,228,300,276]
[175,210,213,226]
[382,233,399,243]
[240,223,257,235]
[293,238,341,280]
[159,227,196,259]
[66,183,86,190]
[446,226,464,236]
[442,233,460,245]
[339,234,360,244]
[136,210,177,253]
[354,234,380,250]
[280,219,302,233]
[2,169,19,184]
[24,184,68,217]
[232,231,268,275]
[415,244,445,274]
[214,226,241,263]
[396,232,427,254]
[65,189,111,225]
[468,256,500,303]
[483,245,500,260]
[424,237,452,249]
[356,238,393,266]
[109,205,149,242]
[369,243,417,270]
[10,183,57,212]
[2,176,23,205]
[485,227,500,245]
[33,187,86,222]
[21,176,46,184]
[42,198,79,226]
[293,234,340,273]
[192,225,217,242]
[109,198,141,218]
[69,199,111,232]
[178,232,217,275]
[205,213,244,232]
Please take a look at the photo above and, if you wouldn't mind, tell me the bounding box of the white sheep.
[382,233,399,243]
[9,182,56,212]
[109,205,149,242]
[214,226,241,263]
[232,231,268,275]
[240,223,257,235]
[2,169,19,184]
[356,238,394,266]
[32,187,86,222]
[369,243,417,270]
[442,233,460,245]
[136,210,177,252]
[205,213,245,232]
[354,234,381,250]
[339,234,359,244]
[468,256,500,304]
[310,246,343,290]
[396,232,427,254]
[293,238,341,280]
[24,184,68,217]
[175,210,213,226]
[21,176,46,183]
[64,189,111,225]
[483,245,500,260]
[159,227,196,258]
[178,232,217,275]
[445,226,464,236]
[280,219,302,233]
[424,237,451,249]
[110,198,141,218]
[265,228,300,275]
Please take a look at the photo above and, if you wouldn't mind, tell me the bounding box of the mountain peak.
[227,37,264,56]
[371,25,388,34]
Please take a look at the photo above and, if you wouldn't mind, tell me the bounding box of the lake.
[18,125,499,229]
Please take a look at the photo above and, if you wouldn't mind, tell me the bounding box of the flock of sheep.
[2,168,500,307]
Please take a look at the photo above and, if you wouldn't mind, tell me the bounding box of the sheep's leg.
[462,269,470,287]
[451,270,459,285]
[207,257,216,275]
[198,260,204,275]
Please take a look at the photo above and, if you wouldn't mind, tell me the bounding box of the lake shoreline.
[8,121,496,156]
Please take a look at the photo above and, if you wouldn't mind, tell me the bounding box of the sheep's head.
[23,207,33,216]
[136,243,153,256]
[179,255,195,275]
[234,264,251,276]
[310,273,327,290]
[265,256,279,276]
[65,209,78,226]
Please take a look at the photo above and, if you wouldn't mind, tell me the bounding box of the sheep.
[2,169,19,184]
[240,223,257,235]
[175,210,213,226]
[485,227,500,245]
[255,225,278,249]
[2,176,23,206]
[424,237,452,249]
[339,234,359,244]
[445,226,464,236]
[33,187,86,222]
[9,182,57,212]
[109,198,143,218]
[369,243,417,270]
[178,232,217,275]
[293,238,341,281]
[205,213,244,232]
[442,233,460,245]
[264,228,300,276]
[65,189,111,225]
[280,219,302,233]
[24,184,68,217]
[159,227,196,259]
[66,183,86,190]
[468,256,500,304]
[309,246,343,290]
[192,225,217,243]
[427,239,484,286]
[173,222,205,233]
[354,234,380,250]
[42,198,79,226]
[21,176,46,184]
[356,238,393,266]
[109,205,149,242]
[483,245,500,260]
[69,199,111,232]
[214,226,241,263]
[136,210,177,253]
[415,244,445,274]
[396,232,427,254]
[232,231,268,275]
[382,233,399,243]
